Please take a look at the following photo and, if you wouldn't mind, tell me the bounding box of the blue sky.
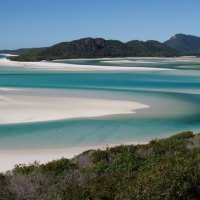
[0,0,200,49]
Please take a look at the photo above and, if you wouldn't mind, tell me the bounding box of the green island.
[6,38,180,62]
[1,131,200,200]
[2,33,200,62]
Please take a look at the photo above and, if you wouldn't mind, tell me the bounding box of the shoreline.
[0,53,18,57]
[0,57,175,72]
[0,141,148,172]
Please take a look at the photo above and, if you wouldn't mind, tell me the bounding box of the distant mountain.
[9,37,180,61]
[164,34,200,54]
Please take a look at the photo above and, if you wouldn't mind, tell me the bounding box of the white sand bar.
[0,88,149,124]
[0,58,174,71]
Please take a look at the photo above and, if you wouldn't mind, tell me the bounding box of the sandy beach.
[0,57,174,71]
[0,140,148,172]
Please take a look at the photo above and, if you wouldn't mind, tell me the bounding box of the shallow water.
[0,57,200,149]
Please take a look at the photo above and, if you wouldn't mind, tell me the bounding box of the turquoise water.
[0,54,6,59]
[0,57,200,149]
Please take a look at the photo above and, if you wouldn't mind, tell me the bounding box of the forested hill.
[9,37,180,61]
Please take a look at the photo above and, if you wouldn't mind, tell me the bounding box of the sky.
[0,0,200,49]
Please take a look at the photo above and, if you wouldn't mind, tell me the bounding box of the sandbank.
[0,58,174,72]
[0,88,149,124]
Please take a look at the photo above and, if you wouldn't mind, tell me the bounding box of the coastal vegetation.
[0,131,200,199]
[8,37,180,61]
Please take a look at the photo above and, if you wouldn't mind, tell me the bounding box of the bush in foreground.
[0,131,200,200]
